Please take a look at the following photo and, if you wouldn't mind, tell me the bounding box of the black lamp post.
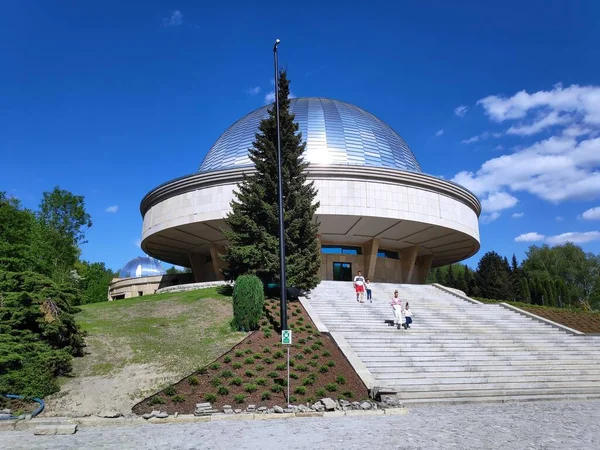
[273,38,287,332]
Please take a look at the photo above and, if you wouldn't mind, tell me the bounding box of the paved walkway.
[2,401,599,449]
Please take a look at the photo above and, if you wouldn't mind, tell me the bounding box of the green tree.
[222,70,321,290]
[476,251,511,300]
[511,254,519,274]
[76,261,115,304]
[517,277,531,303]
[455,269,468,294]
[446,264,456,288]
[231,275,265,331]
[0,194,39,273]
[38,187,92,246]
[426,267,439,284]
[37,187,92,281]
[0,271,85,397]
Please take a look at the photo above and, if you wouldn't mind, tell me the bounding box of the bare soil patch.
[43,291,245,417]
[133,298,369,415]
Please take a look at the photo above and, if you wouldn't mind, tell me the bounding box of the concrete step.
[362,357,600,366]
[390,386,600,399]
[374,373,600,385]
[303,281,600,405]
[397,392,600,406]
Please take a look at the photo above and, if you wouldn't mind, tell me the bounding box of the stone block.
[295,412,323,418]
[253,413,295,420]
[211,413,254,422]
[33,424,78,435]
[320,398,337,411]
[384,408,408,415]
[345,409,384,417]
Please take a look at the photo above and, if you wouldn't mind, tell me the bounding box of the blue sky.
[2,1,600,272]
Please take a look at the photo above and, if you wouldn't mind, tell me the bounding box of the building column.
[362,238,380,281]
[399,245,419,284]
[414,254,434,284]
[210,245,226,281]
[188,252,209,282]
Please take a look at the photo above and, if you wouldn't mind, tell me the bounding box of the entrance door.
[333,262,352,281]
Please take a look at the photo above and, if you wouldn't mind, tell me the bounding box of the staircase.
[303,281,600,405]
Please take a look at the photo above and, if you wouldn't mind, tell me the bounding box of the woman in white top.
[390,290,403,330]
[404,303,413,329]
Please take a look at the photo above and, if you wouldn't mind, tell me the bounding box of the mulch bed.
[133,298,368,415]
[518,306,600,334]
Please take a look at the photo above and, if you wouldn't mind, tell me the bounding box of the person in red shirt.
[353,271,366,303]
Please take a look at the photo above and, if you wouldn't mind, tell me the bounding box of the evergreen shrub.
[231,275,264,331]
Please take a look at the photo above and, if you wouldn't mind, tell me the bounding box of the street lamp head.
[273,39,281,51]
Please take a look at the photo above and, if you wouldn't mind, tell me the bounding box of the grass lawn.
[75,287,246,377]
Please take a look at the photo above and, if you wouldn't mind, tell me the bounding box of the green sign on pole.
[282,329,292,345]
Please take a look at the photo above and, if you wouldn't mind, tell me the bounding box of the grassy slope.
[75,288,246,377]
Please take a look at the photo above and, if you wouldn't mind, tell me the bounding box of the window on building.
[377,249,399,259]
[321,245,362,255]
[138,291,144,296]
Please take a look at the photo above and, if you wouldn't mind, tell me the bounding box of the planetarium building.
[140,98,481,284]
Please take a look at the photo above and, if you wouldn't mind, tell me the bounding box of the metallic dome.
[199,97,422,173]
[118,256,166,278]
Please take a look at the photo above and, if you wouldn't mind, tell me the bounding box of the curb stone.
[0,408,409,433]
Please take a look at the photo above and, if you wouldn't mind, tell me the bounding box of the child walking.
[404,303,413,329]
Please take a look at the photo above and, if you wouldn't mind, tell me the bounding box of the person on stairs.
[353,271,366,303]
[391,289,404,329]
[404,303,413,329]
[365,279,373,303]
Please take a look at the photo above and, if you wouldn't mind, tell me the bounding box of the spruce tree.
[222,70,321,290]
[518,277,531,303]
[511,254,519,274]
[447,264,456,288]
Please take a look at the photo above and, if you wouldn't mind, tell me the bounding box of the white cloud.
[581,206,600,221]
[264,92,275,104]
[506,111,571,136]
[563,125,593,137]
[454,105,468,117]
[514,229,600,245]
[264,90,296,105]
[163,10,183,27]
[495,145,504,151]
[515,232,545,242]
[512,212,524,218]
[245,86,261,95]
[462,134,483,144]
[461,131,502,144]
[546,231,600,245]
[105,205,118,213]
[477,83,600,125]
[134,239,142,248]
[556,216,564,221]
[481,191,518,212]
[481,211,501,224]
[452,135,600,203]
[435,129,444,137]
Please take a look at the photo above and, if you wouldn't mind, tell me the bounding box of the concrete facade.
[139,166,481,284]
[108,273,195,300]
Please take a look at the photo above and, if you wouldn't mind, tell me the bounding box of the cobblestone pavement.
[2,400,599,450]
